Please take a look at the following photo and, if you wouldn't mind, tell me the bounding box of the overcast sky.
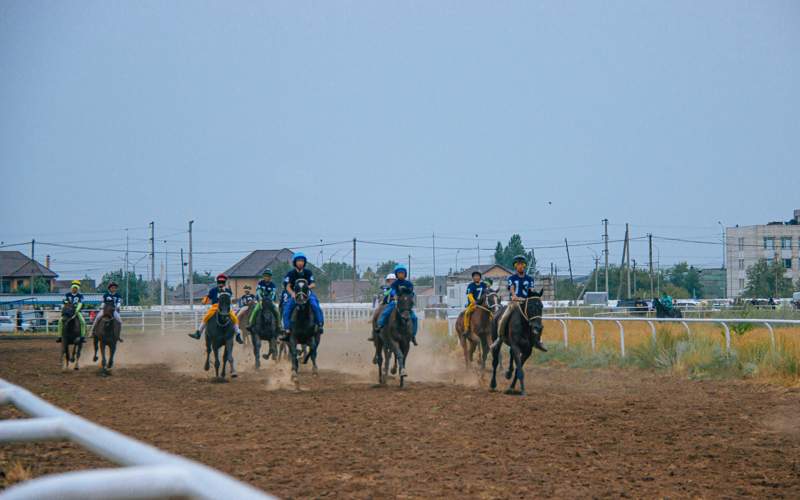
[1,1,798,282]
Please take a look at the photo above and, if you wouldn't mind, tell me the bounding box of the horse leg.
[468,338,479,366]
[221,343,229,379]
[480,333,490,372]
[461,334,470,370]
[204,338,211,371]
[395,340,407,387]
[289,337,299,379]
[62,341,69,371]
[253,334,261,369]
[93,334,99,362]
[517,350,531,396]
[310,336,319,376]
[108,341,117,369]
[213,346,221,379]
[374,339,385,385]
[507,345,524,395]
[382,345,391,383]
[74,342,81,371]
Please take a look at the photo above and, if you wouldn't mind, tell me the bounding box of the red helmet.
[216,273,228,283]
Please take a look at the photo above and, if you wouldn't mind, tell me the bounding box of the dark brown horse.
[456,290,501,371]
[490,290,544,396]
[288,279,320,381]
[92,301,121,375]
[60,301,83,371]
[204,292,236,381]
[373,288,414,387]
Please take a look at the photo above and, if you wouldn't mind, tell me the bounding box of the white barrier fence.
[0,378,274,500]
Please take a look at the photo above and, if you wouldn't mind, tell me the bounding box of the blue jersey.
[507,274,534,298]
[207,286,232,305]
[466,282,488,303]
[238,293,256,308]
[102,292,122,310]
[280,289,291,306]
[389,279,415,298]
[64,292,84,307]
[256,279,277,301]
[283,268,315,289]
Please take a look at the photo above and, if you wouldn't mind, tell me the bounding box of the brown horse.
[92,301,121,375]
[60,302,83,371]
[456,289,501,371]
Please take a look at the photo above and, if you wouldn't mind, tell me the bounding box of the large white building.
[726,209,800,297]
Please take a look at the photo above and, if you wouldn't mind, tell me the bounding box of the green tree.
[415,275,433,286]
[192,271,215,284]
[666,262,703,298]
[15,276,50,294]
[494,234,536,274]
[376,260,399,278]
[98,270,150,306]
[743,258,793,298]
[554,279,579,300]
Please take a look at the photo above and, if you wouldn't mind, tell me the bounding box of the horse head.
[217,291,232,315]
[61,301,75,319]
[294,279,310,305]
[486,290,501,312]
[101,300,116,318]
[395,286,414,322]
[523,289,544,336]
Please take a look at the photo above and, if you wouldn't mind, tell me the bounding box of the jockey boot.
[533,332,548,352]
[56,337,62,343]
[369,326,382,341]
[317,325,324,335]
[78,337,86,344]
[279,330,290,342]
[246,325,253,334]
[411,336,418,346]
[188,330,201,340]
[235,332,244,345]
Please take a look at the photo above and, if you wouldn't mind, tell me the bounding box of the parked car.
[0,316,33,333]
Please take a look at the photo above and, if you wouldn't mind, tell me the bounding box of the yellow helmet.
[70,280,81,289]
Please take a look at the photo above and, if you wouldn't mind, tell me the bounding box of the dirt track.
[2,329,800,499]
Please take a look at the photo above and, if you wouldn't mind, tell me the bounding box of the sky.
[1,0,799,283]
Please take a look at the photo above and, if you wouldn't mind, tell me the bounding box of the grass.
[425,318,800,384]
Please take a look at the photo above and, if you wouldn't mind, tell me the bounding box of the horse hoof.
[505,371,513,380]
[204,361,210,371]
[390,367,397,375]
[74,366,80,371]
[312,367,319,376]
[231,373,238,378]
[504,388,515,395]
[519,391,527,396]
[262,354,270,361]
[399,369,407,377]
[93,356,98,362]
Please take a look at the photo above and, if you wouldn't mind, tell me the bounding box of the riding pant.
[59,313,86,337]
[249,301,281,328]
[377,301,418,339]
[463,295,476,330]
[91,310,121,333]
[495,301,521,340]
[283,292,324,331]
[202,304,239,326]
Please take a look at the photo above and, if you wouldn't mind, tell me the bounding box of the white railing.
[0,378,274,500]
[536,316,800,357]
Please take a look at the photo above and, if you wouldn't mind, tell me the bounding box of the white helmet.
[385,273,397,281]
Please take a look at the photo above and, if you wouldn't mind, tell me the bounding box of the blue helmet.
[393,264,408,276]
[292,252,307,265]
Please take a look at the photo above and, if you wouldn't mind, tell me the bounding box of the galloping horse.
[653,298,682,318]
[204,291,237,380]
[249,295,279,369]
[92,301,120,374]
[236,303,253,346]
[287,279,320,379]
[373,287,414,387]
[60,302,83,371]
[456,289,501,371]
[490,289,544,396]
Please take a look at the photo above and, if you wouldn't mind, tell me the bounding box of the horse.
[653,298,682,318]
[204,292,237,380]
[236,303,253,346]
[287,279,320,380]
[92,301,120,375]
[373,287,414,387]
[455,289,501,371]
[489,289,544,396]
[60,302,83,371]
[249,296,279,369]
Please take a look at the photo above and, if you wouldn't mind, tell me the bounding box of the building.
[170,283,209,304]
[223,249,294,298]
[53,279,96,293]
[698,268,726,299]
[329,279,373,303]
[726,210,800,297]
[449,264,514,285]
[0,251,58,293]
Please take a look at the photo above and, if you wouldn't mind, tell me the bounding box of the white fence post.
[559,319,568,348]
[764,322,775,350]
[587,319,595,352]
[615,320,625,357]
[647,320,656,344]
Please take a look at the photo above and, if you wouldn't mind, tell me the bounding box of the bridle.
[518,295,543,323]
[216,293,232,327]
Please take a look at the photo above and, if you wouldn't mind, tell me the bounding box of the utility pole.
[125,230,130,305]
[603,219,609,294]
[648,233,654,299]
[30,239,35,294]
[180,248,187,303]
[163,240,168,303]
[432,233,437,301]
[476,234,480,266]
[564,238,574,283]
[188,220,194,309]
[594,257,600,291]
[632,259,637,295]
[352,238,357,302]
[149,221,155,282]
[617,225,628,300]
[408,254,412,277]
[625,223,631,299]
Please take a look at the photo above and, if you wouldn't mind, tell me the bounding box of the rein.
[517,296,542,323]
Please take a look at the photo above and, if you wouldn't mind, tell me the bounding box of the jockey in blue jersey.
[497,254,547,352]
[281,252,324,338]
[375,264,418,345]
[247,269,281,331]
[57,280,86,343]
[91,281,124,342]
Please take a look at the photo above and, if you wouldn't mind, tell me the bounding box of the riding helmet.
[262,268,273,276]
[108,281,118,289]
[512,255,528,266]
[70,280,81,288]
[292,252,307,265]
[385,273,397,281]
[216,273,228,283]
[393,264,408,276]
[471,271,482,278]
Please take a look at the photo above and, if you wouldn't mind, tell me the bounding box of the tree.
[192,271,215,284]
[415,275,433,286]
[743,258,793,298]
[666,262,703,298]
[15,277,50,294]
[494,234,536,274]
[554,279,579,300]
[99,270,150,306]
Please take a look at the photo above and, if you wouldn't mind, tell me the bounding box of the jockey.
[282,252,325,337]
[375,264,418,345]
[497,255,546,352]
[91,281,124,342]
[188,274,243,343]
[660,292,674,310]
[463,271,488,332]
[238,285,256,309]
[247,268,281,332]
[57,280,86,343]
[367,273,397,341]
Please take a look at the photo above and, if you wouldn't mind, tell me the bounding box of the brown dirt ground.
[1,328,799,499]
